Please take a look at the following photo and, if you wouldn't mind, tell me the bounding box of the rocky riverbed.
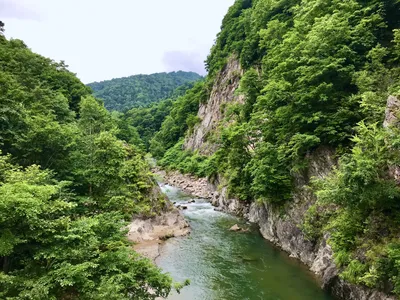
[128,204,190,261]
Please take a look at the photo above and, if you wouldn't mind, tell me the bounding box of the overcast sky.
[0,0,234,83]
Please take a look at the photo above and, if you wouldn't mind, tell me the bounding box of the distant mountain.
[87,71,202,111]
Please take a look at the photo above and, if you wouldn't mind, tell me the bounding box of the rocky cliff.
[179,59,397,299]
[184,56,244,155]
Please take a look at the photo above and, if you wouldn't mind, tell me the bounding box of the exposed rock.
[159,169,215,199]
[128,209,190,244]
[229,224,241,232]
[128,205,190,261]
[383,95,400,128]
[331,280,395,300]
[384,95,400,185]
[184,56,245,155]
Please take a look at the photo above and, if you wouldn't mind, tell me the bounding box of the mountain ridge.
[87,70,202,111]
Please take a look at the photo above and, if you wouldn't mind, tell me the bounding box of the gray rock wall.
[184,56,244,155]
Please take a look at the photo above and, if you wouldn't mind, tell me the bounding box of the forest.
[87,71,201,112]
[138,0,400,296]
[0,23,176,299]
[5,0,400,298]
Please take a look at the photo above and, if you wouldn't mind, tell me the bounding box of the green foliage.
[150,81,208,158]
[87,72,202,112]
[238,68,262,121]
[0,38,91,112]
[246,142,292,203]
[124,99,173,150]
[316,122,400,210]
[0,35,177,298]
[309,123,400,294]
[111,111,144,148]
[0,158,172,299]
[157,0,400,206]
[158,141,217,179]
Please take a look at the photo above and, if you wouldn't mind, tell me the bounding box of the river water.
[156,184,333,300]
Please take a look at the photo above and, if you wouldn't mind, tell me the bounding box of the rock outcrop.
[184,56,244,155]
[384,95,400,185]
[128,195,190,261]
[383,95,400,128]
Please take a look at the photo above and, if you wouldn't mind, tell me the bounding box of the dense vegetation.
[87,72,202,111]
[0,25,176,299]
[5,0,400,295]
[119,80,204,150]
[151,0,400,295]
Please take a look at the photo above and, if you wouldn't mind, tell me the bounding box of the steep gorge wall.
[180,61,396,300]
[184,57,244,155]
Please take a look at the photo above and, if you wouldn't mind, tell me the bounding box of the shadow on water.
[156,185,334,300]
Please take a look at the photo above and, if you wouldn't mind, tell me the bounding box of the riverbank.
[156,168,396,300]
[128,203,190,261]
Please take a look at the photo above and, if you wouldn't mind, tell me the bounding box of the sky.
[0,0,235,83]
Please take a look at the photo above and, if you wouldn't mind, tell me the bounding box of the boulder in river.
[229,224,241,232]
[229,224,251,233]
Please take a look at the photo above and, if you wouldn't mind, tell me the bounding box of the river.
[156,184,334,300]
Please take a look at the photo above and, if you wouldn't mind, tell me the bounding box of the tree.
[0,157,172,299]
[0,33,177,298]
[87,72,202,111]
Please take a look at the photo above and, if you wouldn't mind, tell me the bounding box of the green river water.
[157,184,334,300]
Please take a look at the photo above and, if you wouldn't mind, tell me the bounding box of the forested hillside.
[150,0,400,296]
[123,80,206,151]
[0,24,174,299]
[87,71,202,111]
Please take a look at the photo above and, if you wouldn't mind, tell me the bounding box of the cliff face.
[184,57,244,155]
[180,61,397,299]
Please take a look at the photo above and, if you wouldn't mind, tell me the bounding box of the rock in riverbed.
[229,224,250,233]
[128,208,190,261]
[229,224,241,232]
